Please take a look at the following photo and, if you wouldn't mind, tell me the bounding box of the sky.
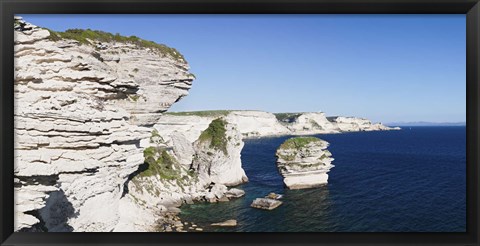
[21,14,466,123]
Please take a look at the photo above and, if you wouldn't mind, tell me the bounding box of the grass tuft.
[166,110,233,117]
[279,137,322,150]
[198,118,228,154]
[45,28,185,61]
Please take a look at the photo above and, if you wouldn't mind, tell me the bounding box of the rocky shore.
[13,16,400,232]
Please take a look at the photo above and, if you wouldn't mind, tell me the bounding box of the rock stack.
[275,137,334,189]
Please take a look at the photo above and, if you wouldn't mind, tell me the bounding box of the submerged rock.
[211,219,237,227]
[276,137,334,189]
[225,188,245,199]
[217,196,230,202]
[265,192,283,200]
[250,198,283,210]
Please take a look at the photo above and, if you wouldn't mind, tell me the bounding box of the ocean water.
[179,126,466,232]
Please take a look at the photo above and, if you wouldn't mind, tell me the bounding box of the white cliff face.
[154,115,216,144]
[13,17,194,232]
[275,137,334,189]
[148,110,397,193]
[152,115,216,167]
[286,112,340,135]
[153,116,249,186]
[225,111,291,137]
[154,110,291,140]
[101,45,193,126]
[192,118,248,186]
[119,116,248,231]
[14,16,400,232]
[157,111,399,140]
[332,116,394,132]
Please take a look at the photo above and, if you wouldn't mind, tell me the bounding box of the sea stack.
[275,137,334,189]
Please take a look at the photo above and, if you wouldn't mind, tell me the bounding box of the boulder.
[265,192,283,200]
[250,198,283,210]
[225,188,245,199]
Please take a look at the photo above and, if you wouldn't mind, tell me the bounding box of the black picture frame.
[1,0,479,245]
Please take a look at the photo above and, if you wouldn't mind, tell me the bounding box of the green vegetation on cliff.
[198,118,228,154]
[140,146,181,180]
[46,28,185,61]
[166,110,233,117]
[279,137,322,150]
[274,112,303,123]
[131,130,197,198]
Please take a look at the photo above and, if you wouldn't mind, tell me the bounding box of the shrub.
[139,147,180,180]
[274,112,303,123]
[279,137,322,150]
[198,118,228,154]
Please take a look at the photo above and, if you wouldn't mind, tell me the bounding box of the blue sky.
[21,15,466,123]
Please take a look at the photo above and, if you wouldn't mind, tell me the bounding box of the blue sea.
[179,126,466,232]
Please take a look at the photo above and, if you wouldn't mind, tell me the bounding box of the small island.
[276,137,334,189]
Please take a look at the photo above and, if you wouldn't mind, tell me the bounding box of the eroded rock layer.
[13,16,194,232]
[275,137,334,189]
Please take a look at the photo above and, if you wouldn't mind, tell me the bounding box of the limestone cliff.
[159,111,399,139]
[330,116,393,132]
[13,17,194,232]
[192,118,248,186]
[276,137,334,189]
[13,16,400,232]
[225,111,291,137]
[280,112,341,135]
[115,115,248,231]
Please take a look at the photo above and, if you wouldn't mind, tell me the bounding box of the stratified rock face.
[13,17,194,232]
[153,114,218,167]
[152,114,248,186]
[225,111,291,137]
[192,118,248,186]
[102,44,193,127]
[332,116,392,132]
[117,116,248,231]
[275,137,334,189]
[285,112,340,135]
[158,111,399,140]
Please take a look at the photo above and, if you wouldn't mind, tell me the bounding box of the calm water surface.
[179,126,466,232]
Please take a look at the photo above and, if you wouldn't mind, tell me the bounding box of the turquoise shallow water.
[179,126,466,232]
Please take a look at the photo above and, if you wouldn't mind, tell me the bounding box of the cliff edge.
[14,16,195,232]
